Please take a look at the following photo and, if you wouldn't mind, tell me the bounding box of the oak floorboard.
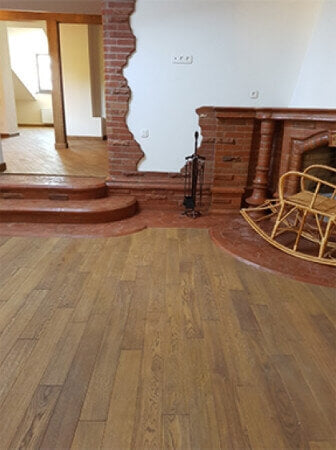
[237,385,288,449]
[132,311,164,449]
[180,261,204,339]
[0,339,36,408]
[2,126,108,177]
[184,337,221,450]
[121,266,152,349]
[309,441,336,450]
[163,283,188,415]
[0,289,47,366]
[70,421,105,450]
[9,385,62,450]
[80,281,134,421]
[0,308,72,449]
[272,354,335,442]
[39,313,109,449]
[40,321,86,385]
[0,229,334,449]
[101,349,142,449]
[162,414,191,450]
[203,320,251,449]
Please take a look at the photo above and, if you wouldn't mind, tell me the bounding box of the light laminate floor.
[0,228,335,449]
[2,127,108,177]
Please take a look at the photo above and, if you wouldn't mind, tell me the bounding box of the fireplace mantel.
[199,106,336,121]
[196,107,336,213]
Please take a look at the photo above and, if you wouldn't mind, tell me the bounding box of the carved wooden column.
[246,119,275,207]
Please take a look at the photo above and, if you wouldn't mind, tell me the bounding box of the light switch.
[141,129,149,138]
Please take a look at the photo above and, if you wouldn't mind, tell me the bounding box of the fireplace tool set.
[182,131,205,218]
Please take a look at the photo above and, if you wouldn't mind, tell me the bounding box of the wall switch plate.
[250,90,259,99]
[141,129,149,138]
[172,55,193,64]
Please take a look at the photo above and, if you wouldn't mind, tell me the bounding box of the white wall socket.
[250,90,259,99]
[141,129,149,138]
[172,55,193,64]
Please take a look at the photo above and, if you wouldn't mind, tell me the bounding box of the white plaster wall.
[290,0,336,107]
[15,94,53,124]
[125,0,322,172]
[6,24,53,125]
[7,25,48,94]
[88,24,106,135]
[60,24,103,137]
[0,22,18,134]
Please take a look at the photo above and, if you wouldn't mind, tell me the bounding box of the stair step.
[0,196,137,223]
[0,174,107,200]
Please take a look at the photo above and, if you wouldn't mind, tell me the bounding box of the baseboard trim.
[0,132,20,138]
[19,124,54,127]
[0,162,7,172]
[55,142,68,150]
[67,135,105,141]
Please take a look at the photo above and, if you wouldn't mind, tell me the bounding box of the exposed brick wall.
[197,108,256,213]
[102,0,192,210]
[102,0,144,177]
[212,117,255,211]
[101,2,336,211]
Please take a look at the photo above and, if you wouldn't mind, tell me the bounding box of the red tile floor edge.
[0,209,334,288]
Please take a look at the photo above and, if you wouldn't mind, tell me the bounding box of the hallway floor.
[1,127,108,177]
[0,229,334,449]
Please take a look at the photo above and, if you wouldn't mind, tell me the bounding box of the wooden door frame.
[0,10,102,150]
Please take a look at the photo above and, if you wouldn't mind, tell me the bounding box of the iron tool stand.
[182,131,205,218]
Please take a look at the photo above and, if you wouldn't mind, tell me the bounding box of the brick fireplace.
[196,107,336,212]
[101,1,336,212]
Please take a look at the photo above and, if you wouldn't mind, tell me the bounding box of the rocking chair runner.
[241,164,336,266]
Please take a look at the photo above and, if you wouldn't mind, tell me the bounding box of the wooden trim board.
[0,11,101,24]
[47,18,68,150]
[0,132,20,138]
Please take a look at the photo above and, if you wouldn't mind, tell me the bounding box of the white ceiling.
[0,0,326,15]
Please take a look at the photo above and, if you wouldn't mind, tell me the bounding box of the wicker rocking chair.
[241,165,336,266]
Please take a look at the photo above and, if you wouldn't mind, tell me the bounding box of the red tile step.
[0,196,137,223]
[0,174,107,200]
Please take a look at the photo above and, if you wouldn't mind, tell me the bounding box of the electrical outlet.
[172,55,193,64]
[250,90,259,99]
[141,129,149,139]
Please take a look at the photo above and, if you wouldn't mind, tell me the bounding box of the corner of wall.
[289,0,325,107]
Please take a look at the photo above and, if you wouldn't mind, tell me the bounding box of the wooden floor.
[2,127,108,177]
[0,228,335,449]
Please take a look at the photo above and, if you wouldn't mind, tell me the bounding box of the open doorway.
[0,14,108,177]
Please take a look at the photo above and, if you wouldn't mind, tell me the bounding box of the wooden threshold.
[0,132,20,138]
[19,124,54,128]
[67,136,105,141]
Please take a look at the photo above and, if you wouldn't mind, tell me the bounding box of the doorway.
[0,11,108,177]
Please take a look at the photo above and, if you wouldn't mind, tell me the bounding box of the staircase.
[0,175,137,223]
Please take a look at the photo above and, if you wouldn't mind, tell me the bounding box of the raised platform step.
[0,174,107,200]
[0,196,137,223]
